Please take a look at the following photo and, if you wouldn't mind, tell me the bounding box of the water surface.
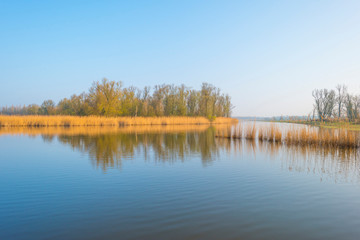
[1,123,360,240]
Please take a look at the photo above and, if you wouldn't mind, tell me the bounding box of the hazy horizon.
[1,0,360,117]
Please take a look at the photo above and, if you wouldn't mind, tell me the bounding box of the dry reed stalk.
[267,124,275,142]
[226,126,232,139]
[245,123,256,140]
[215,126,232,139]
[299,128,309,145]
[214,122,360,149]
[320,131,331,147]
[235,121,243,139]
[338,129,357,148]
[0,116,238,127]
[258,127,265,141]
[215,129,222,138]
[285,130,292,144]
[231,125,239,139]
[215,128,225,138]
[308,130,318,146]
[0,124,221,137]
[274,127,282,143]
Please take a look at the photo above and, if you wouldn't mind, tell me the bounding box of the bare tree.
[345,94,360,121]
[312,89,336,121]
[335,84,347,119]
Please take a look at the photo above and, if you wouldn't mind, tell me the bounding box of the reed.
[285,129,294,144]
[245,123,256,140]
[258,127,266,141]
[284,127,359,148]
[226,126,233,138]
[235,121,243,139]
[0,124,235,137]
[298,128,309,145]
[267,124,275,142]
[0,115,238,127]
[215,123,360,149]
[231,121,243,139]
[308,130,319,145]
[274,127,282,143]
[215,126,231,139]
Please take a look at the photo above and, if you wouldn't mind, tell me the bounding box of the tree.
[0,80,233,118]
[151,84,168,116]
[121,86,140,116]
[344,94,360,121]
[26,104,40,115]
[40,100,56,115]
[200,83,216,117]
[57,98,73,115]
[88,78,123,116]
[312,89,336,120]
[176,84,189,116]
[223,94,233,118]
[187,90,200,116]
[139,86,150,116]
[335,84,347,119]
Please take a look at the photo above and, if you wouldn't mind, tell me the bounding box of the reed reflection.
[52,127,359,181]
[221,138,360,182]
[281,144,359,182]
[2,124,359,181]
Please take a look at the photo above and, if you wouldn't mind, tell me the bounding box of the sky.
[1,0,360,117]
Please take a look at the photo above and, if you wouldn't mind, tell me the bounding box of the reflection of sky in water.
[1,127,360,240]
[1,124,360,182]
[42,128,360,183]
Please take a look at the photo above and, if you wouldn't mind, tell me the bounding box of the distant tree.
[200,83,215,117]
[88,78,122,116]
[0,80,233,118]
[344,94,360,121]
[121,86,140,116]
[223,94,233,118]
[312,89,335,121]
[139,86,151,116]
[176,84,189,116]
[26,104,40,115]
[151,84,168,116]
[40,100,56,115]
[187,90,200,116]
[57,98,73,115]
[335,84,347,119]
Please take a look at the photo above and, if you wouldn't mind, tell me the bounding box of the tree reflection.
[55,127,219,171]
[53,128,360,181]
[3,125,359,181]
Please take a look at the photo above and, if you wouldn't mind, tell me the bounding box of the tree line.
[0,79,233,118]
[312,84,360,121]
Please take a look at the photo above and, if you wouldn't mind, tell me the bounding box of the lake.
[1,123,360,240]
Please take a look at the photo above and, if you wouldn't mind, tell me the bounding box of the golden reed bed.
[0,124,233,136]
[0,116,238,127]
[216,123,360,148]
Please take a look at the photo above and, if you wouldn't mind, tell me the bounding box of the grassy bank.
[0,115,238,127]
[274,120,360,131]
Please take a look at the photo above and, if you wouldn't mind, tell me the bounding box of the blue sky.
[1,0,360,116]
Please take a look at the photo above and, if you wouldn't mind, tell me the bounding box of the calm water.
[1,123,360,240]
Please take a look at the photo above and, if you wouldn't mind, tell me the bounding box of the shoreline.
[271,120,360,131]
[0,115,238,127]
